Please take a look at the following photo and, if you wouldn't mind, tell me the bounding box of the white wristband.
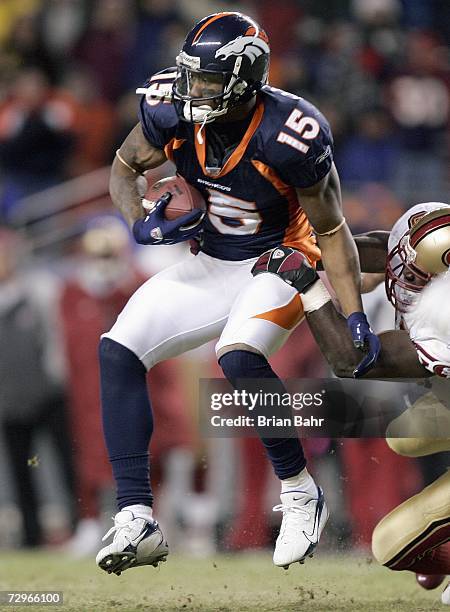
[301,279,332,313]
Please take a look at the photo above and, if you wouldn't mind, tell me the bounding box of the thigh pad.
[251,246,319,294]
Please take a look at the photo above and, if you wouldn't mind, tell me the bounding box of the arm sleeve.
[138,95,177,150]
[413,339,450,378]
[137,70,178,149]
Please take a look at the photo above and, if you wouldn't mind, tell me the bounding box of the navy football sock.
[99,337,153,510]
[219,350,306,479]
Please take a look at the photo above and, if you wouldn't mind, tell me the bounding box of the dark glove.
[347,312,381,378]
[133,192,205,245]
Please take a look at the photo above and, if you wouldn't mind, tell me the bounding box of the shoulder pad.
[260,87,334,188]
[137,67,177,104]
[137,68,178,149]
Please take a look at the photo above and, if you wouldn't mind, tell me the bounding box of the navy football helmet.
[172,12,270,124]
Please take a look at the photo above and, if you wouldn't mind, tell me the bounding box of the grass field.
[0,550,443,611]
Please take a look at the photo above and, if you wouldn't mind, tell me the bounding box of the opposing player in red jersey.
[96,12,380,575]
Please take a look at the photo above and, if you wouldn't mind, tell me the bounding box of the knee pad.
[371,510,409,568]
[371,519,391,566]
[386,435,450,457]
[386,437,420,457]
[251,246,319,293]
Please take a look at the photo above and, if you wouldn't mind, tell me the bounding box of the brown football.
[143,175,206,220]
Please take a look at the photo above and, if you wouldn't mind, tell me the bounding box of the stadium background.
[0,0,448,609]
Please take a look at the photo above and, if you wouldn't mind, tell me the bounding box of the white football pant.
[103,251,304,369]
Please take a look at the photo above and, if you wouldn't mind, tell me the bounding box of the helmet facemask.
[173,55,254,125]
[386,207,450,311]
[386,234,430,311]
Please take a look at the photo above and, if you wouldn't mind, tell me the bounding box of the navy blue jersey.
[138,69,334,262]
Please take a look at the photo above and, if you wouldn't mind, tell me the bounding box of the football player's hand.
[133,192,205,245]
[346,312,381,378]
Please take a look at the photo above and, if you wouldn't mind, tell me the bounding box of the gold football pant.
[372,469,450,570]
[372,391,450,571]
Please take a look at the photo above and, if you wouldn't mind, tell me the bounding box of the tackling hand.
[346,312,381,378]
[133,192,205,245]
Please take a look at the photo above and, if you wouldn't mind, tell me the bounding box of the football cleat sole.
[99,549,168,576]
[282,552,315,570]
[99,551,137,575]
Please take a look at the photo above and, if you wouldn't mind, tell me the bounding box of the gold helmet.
[386,207,450,311]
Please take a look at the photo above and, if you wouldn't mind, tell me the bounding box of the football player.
[96,12,380,575]
[299,202,450,604]
[303,203,450,379]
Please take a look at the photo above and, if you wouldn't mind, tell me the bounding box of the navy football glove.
[347,312,381,378]
[133,192,205,245]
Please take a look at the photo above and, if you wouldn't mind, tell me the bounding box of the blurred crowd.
[0,0,449,557]
[0,0,448,225]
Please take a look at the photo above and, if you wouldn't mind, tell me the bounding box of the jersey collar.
[194,99,264,178]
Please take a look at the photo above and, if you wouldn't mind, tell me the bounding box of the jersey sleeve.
[137,70,178,150]
[413,338,450,378]
[273,100,334,189]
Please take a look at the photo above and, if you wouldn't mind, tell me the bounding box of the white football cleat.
[442,582,450,605]
[96,510,168,575]
[273,486,328,569]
